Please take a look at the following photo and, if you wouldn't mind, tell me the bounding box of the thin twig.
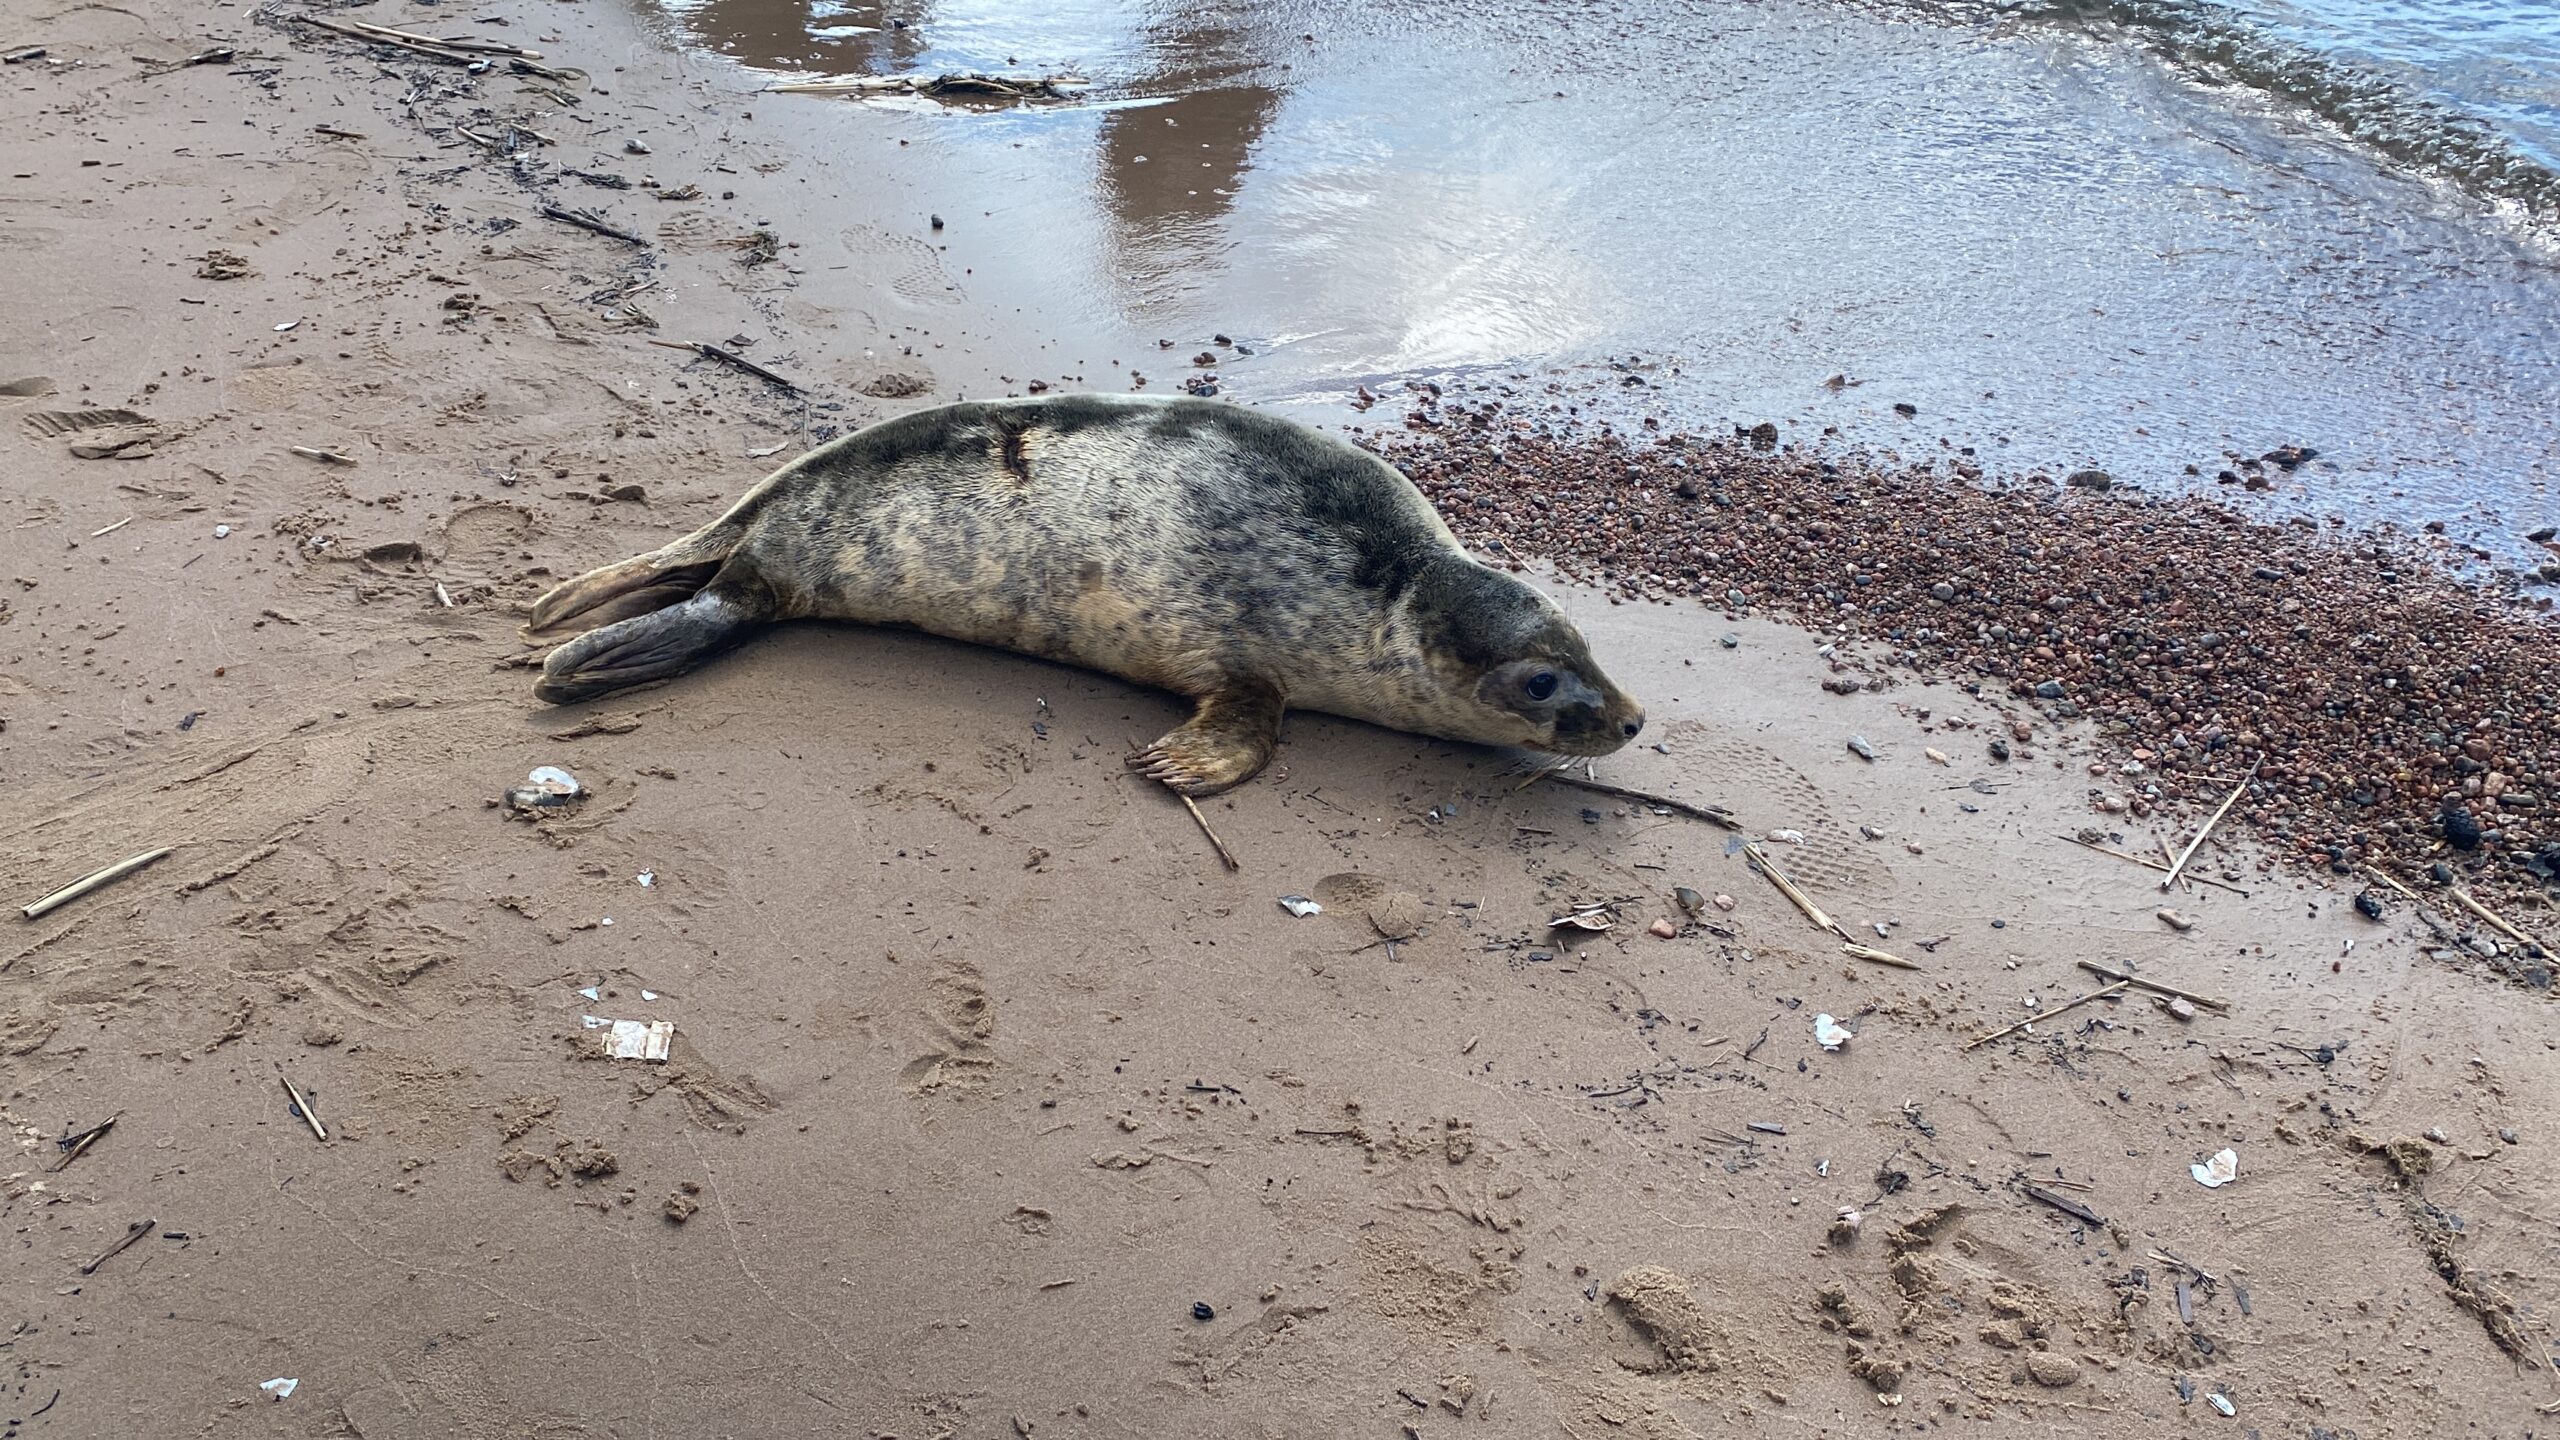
[2448,886,2551,954]
[2075,961,2229,1011]
[1179,794,1239,872]
[80,1218,155,1275]
[50,1113,119,1173]
[2056,834,2250,896]
[538,204,647,246]
[1841,942,1923,972]
[1744,843,1848,940]
[1519,769,1738,829]
[1964,980,2130,1051]
[2163,760,2254,892]
[2021,1183,2106,1227]
[21,847,173,920]
[294,14,476,63]
[646,338,800,392]
[279,1071,328,1142]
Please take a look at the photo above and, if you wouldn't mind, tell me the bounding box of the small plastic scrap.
[260,1378,299,1401]
[506,765,584,812]
[2191,1147,2238,1188]
[584,1016,674,1061]
[1277,895,1322,918]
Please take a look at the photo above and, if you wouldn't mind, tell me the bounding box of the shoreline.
[1369,388,2560,931]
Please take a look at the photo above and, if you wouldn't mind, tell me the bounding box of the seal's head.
[1411,560,1646,757]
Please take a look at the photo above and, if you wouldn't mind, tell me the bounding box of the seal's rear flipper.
[1128,680,1285,795]
[522,556,725,640]
[534,584,769,704]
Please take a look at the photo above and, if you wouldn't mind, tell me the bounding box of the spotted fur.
[526,395,1643,792]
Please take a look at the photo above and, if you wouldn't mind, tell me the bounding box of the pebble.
[1647,918,1678,939]
[1712,893,1736,911]
[2025,1353,2081,1388]
[1847,735,1877,762]
[2163,996,2197,1022]
[2156,908,2195,932]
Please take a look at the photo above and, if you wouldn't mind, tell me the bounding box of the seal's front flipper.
[1129,680,1284,795]
[534,583,771,704]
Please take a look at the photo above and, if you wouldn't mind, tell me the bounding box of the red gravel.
[1363,392,2560,950]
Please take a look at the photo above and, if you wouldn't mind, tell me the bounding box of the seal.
[524,394,1645,794]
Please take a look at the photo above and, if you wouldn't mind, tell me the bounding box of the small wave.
[1895,0,2560,226]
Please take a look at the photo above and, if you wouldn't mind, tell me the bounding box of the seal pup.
[524,394,1644,794]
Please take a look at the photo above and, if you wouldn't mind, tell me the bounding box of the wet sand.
[5,1,2560,1436]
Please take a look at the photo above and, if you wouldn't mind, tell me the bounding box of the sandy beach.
[5,1,2560,1436]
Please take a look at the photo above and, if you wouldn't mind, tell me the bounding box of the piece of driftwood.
[2074,961,2228,1011]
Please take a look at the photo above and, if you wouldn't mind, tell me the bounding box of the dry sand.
[5,1,2560,1435]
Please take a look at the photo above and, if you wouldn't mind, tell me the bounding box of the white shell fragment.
[1278,895,1322,918]
[261,1378,299,1401]
[2191,1147,2239,1188]
[2207,1392,2236,1416]
[1548,908,1614,932]
[1814,1014,1852,1051]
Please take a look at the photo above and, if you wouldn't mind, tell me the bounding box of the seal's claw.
[1130,682,1285,796]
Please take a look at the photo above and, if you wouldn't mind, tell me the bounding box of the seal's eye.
[1524,670,1559,702]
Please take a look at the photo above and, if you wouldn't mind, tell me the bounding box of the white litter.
[636,870,655,887]
[273,319,300,332]
[260,1378,299,1401]
[640,989,659,1001]
[578,984,600,1001]
[213,524,231,539]
[2207,1392,2235,1416]
[1277,895,1322,918]
[1768,829,1807,845]
[584,1016,674,1061]
[2191,1147,2239,1188]
[1813,1014,1852,1051]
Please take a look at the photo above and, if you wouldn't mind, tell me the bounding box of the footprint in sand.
[898,958,998,1096]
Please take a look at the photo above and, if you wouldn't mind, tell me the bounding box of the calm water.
[644,0,2560,572]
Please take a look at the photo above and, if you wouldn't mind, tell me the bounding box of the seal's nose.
[1620,710,1646,740]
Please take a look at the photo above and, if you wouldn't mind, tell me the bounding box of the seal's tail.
[520,525,742,641]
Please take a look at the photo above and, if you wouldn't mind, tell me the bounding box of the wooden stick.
[645,338,800,392]
[1964,980,2129,1051]
[1179,794,1239,872]
[294,14,476,64]
[20,847,172,920]
[2021,1182,2105,1228]
[538,204,646,246]
[1520,769,1739,829]
[1743,843,1848,940]
[2075,961,2229,1011]
[1841,942,1923,972]
[2162,761,2253,892]
[2056,835,2251,896]
[49,1113,119,1173]
[2448,886,2551,954]
[279,1072,328,1142]
[80,1218,155,1275]
[2363,864,2459,941]
[90,516,132,537]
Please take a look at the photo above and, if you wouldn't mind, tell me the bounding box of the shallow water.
[645,0,2560,571]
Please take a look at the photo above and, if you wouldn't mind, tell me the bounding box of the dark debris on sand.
[1362,390,2560,948]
